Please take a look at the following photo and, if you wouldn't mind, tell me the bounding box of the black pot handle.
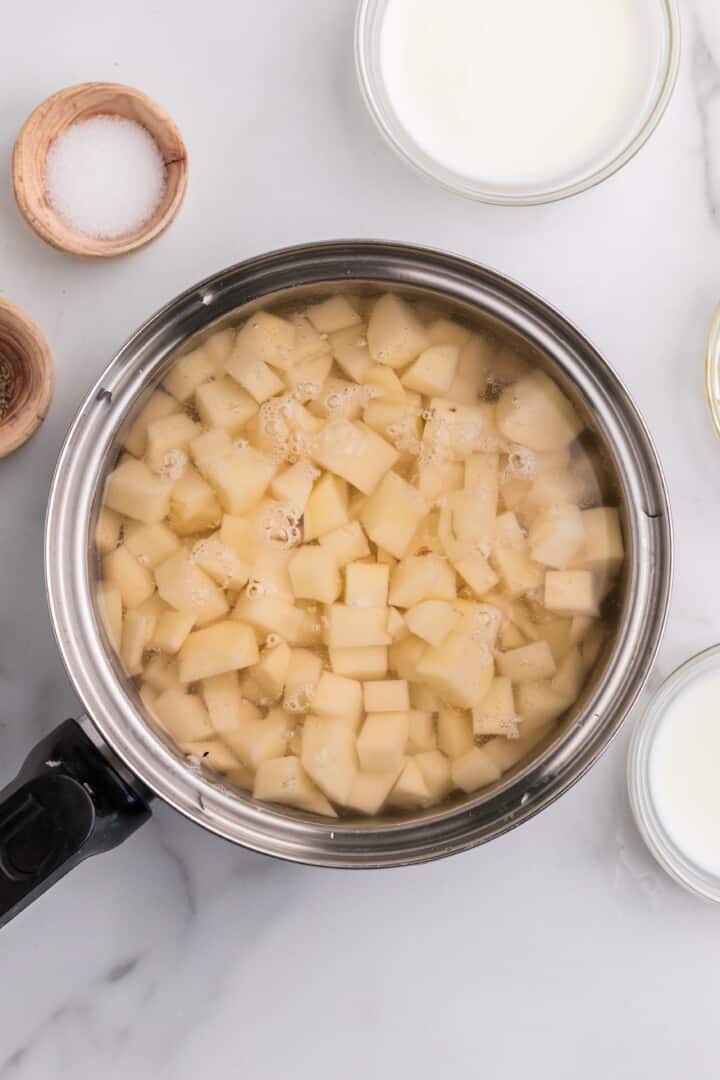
[0,719,151,929]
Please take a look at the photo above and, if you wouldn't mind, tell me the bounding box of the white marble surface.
[2,1,720,1076]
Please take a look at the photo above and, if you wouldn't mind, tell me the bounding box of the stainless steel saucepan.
[0,242,672,926]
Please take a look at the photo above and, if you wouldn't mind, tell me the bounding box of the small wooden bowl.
[0,299,54,458]
[12,82,188,258]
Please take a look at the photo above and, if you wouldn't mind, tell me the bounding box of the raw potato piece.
[472,677,518,738]
[145,413,201,470]
[402,344,459,396]
[405,600,460,646]
[416,461,465,500]
[124,522,180,569]
[360,472,429,560]
[233,591,304,643]
[288,546,341,604]
[223,706,293,769]
[362,364,406,404]
[545,570,599,617]
[345,562,389,607]
[330,325,372,383]
[203,445,278,516]
[386,607,409,642]
[367,293,430,368]
[195,376,258,434]
[329,646,389,680]
[254,757,337,817]
[451,747,502,793]
[515,681,569,724]
[363,680,410,713]
[178,620,259,682]
[97,582,122,650]
[496,371,583,452]
[357,712,410,772]
[416,632,494,709]
[437,707,474,759]
[387,759,430,808]
[453,554,498,598]
[150,611,196,654]
[284,648,324,711]
[312,672,363,726]
[529,504,586,569]
[389,555,457,608]
[270,461,318,511]
[103,545,155,609]
[415,750,453,802]
[306,295,361,334]
[388,635,426,680]
[103,459,171,523]
[124,389,180,457]
[496,641,557,684]
[231,311,297,371]
[169,466,222,536]
[551,647,585,704]
[346,768,402,815]
[326,605,391,648]
[318,521,371,566]
[163,345,215,402]
[406,710,437,753]
[244,641,292,702]
[182,739,243,778]
[311,420,398,495]
[191,537,250,591]
[153,689,214,742]
[303,474,349,542]
[95,508,122,554]
[301,714,357,804]
[155,552,229,626]
[572,507,624,574]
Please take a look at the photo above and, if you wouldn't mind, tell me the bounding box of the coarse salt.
[45,114,166,239]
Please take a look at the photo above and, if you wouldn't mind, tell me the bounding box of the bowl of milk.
[628,646,720,903]
[355,0,680,204]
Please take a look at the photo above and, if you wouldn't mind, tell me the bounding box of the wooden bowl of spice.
[12,82,188,258]
[0,299,54,458]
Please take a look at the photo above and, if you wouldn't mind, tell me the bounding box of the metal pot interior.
[46,242,672,866]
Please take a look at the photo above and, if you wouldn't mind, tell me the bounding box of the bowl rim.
[354,0,681,206]
[45,240,673,866]
[0,297,54,458]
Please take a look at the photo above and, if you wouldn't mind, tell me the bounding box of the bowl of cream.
[629,645,720,903]
[355,0,680,204]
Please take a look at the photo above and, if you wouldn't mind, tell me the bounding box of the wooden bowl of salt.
[12,82,188,258]
[0,299,53,458]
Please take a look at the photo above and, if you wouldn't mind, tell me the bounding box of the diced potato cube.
[233,591,304,643]
[224,705,294,770]
[363,679,409,713]
[203,445,278,516]
[409,683,444,711]
[270,460,319,511]
[97,581,122,650]
[498,620,526,650]
[386,607,409,642]
[405,600,460,646]
[201,671,254,733]
[182,738,242,777]
[388,555,456,608]
[414,750,453,801]
[449,488,496,551]
[232,311,297,371]
[451,747,502,793]
[346,767,402,815]
[190,537,250,591]
[402,344,459,396]
[288,546,341,604]
[124,522,180,569]
[387,759,430,808]
[406,710,437,754]
[569,614,595,645]
[367,293,429,368]
[163,345,215,401]
[303,473,349,542]
[283,349,334,391]
[484,716,556,773]
[426,317,471,347]
[515,681,568,724]
[169,466,222,536]
[143,654,185,693]
[533,617,573,663]
[580,622,607,673]
[345,561,389,607]
[244,641,292,702]
[195,376,258,434]
[283,648,324,712]
[453,554,499,598]
[422,399,491,461]
[150,611,196,654]
[388,635,427,680]
[376,547,397,567]
[437,707,474,758]
[362,401,421,445]
[472,677,518,738]
[301,714,357,804]
[416,461,465,500]
[572,507,624,575]
[550,647,585,705]
[312,671,363,726]
[145,413,201,470]
[325,604,391,648]
[357,712,409,772]
[496,371,583,451]
[464,451,500,496]
[254,756,337,817]
[318,521,370,566]
[178,620,259,682]
[416,632,494,709]
[362,364,406,404]
[103,459,171,523]
[154,689,214,742]
[544,570,599,617]
[155,552,229,626]
[529,503,585,569]
[329,646,389,680]
[225,350,285,403]
[360,472,429,560]
[219,514,261,563]
[189,426,233,473]
[310,420,398,495]
[103,545,154,609]
[330,325,371,383]
[452,601,502,645]
[491,544,544,597]
[306,295,361,334]
[309,377,366,421]
[139,683,157,715]
[202,328,237,377]
[95,508,122,554]
[124,389,180,457]
[496,640,556,684]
